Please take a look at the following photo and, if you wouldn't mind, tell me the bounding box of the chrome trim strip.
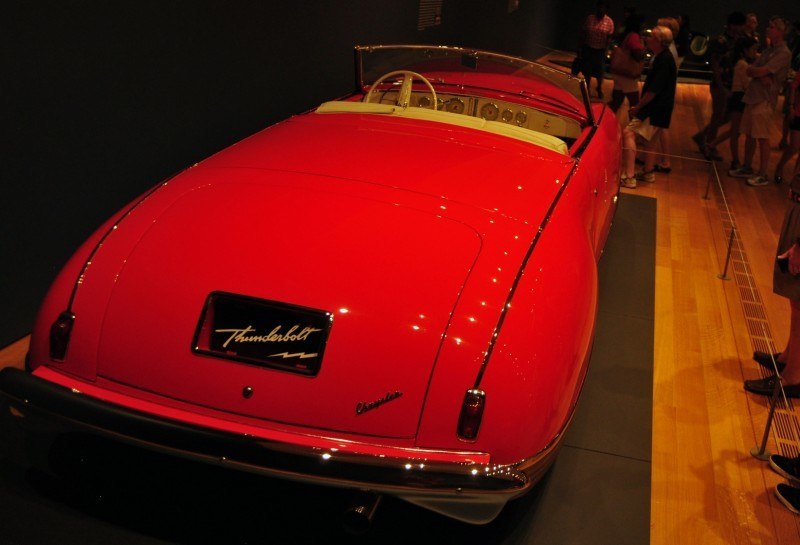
[472,161,576,387]
[473,118,601,388]
[66,169,185,312]
[0,368,534,495]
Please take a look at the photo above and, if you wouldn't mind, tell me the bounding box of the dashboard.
[373,90,582,144]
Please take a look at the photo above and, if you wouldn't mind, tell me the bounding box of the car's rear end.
[1,70,599,524]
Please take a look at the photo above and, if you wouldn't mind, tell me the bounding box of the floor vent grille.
[715,199,799,451]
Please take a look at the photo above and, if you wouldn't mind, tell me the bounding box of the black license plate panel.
[193,292,333,376]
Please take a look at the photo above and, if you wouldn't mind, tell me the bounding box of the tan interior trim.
[315,101,569,155]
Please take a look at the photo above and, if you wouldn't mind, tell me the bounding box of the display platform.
[0,193,656,544]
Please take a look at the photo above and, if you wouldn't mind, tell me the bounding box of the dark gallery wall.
[2,1,561,347]
[9,1,797,349]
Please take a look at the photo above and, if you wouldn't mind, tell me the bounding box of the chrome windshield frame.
[354,44,595,127]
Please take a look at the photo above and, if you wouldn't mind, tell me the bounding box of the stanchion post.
[717,228,735,280]
[751,378,782,460]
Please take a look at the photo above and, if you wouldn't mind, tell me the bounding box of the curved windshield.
[355,45,592,124]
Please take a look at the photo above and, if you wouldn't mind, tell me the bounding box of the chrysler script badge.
[356,391,403,415]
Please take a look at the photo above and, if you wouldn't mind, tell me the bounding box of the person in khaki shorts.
[620,26,677,188]
[729,16,792,186]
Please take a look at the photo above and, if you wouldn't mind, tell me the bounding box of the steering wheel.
[363,70,437,110]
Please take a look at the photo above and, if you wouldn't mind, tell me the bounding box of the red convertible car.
[1,45,620,526]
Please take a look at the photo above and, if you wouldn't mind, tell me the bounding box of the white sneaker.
[746,174,769,186]
[635,171,655,183]
[620,176,637,189]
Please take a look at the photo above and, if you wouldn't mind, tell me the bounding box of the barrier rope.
[531,40,800,455]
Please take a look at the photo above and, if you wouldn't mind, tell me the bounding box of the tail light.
[49,311,75,361]
[457,389,486,441]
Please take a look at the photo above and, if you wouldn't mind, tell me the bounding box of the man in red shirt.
[574,1,614,99]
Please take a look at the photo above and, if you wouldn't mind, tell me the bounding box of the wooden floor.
[1,81,800,542]
[616,80,800,544]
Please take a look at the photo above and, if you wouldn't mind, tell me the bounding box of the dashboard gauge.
[480,103,499,121]
[418,96,432,108]
[501,109,514,123]
[515,111,528,126]
[446,98,465,114]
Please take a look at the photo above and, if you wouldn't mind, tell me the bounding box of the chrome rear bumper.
[0,367,559,523]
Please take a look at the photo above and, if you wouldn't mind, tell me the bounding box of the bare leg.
[775,130,800,181]
[728,112,743,166]
[642,131,659,173]
[705,86,728,143]
[780,115,790,149]
[622,127,637,177]
[658,129,671,167]
[709,130,731,149]
[608,89,624,113]
[743,135,756,167]
[757,137,771,176]
[589,76,602,98]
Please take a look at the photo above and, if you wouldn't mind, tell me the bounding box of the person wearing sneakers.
[654,16,682,174]
[620,26,677,189]
[692,12,747,161]
[744,167,800,402]
[706,36,759,171]
[729,16,792,186]
[768,453,800,514]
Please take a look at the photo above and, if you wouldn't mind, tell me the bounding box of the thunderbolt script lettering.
[215,325,322,348]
